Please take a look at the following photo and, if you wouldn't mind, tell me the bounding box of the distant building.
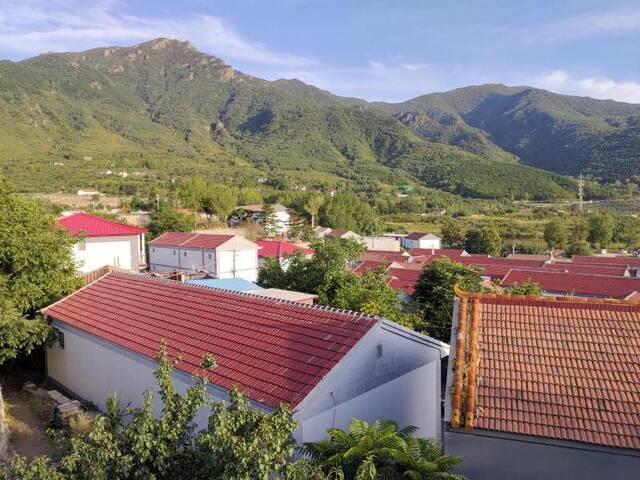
[313,226,332,238]
[445,289,640,479]
[148,232,259,281]
[361,236,401,252]
[76,189,100,197]
[325,229,362,241]
[44,272,447,445]
[401,232,441,250]
[255,239,313,269]
[57,212,146,273]
[237,203,290,236]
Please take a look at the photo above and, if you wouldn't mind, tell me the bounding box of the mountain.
[367,85,640,183]
[0,38,581,200]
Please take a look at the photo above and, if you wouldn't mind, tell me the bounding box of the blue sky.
[1,0,639,102]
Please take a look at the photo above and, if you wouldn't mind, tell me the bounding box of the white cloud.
[530,7,640,42]
[0,0,311,66]
[534,70,640,104]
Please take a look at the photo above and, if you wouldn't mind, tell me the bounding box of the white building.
[361,236,401,252]
[148,232,259,282]
[238,204,291,236]
[43,272,447,445]
[57,212,146,273]
[401,232,441,250]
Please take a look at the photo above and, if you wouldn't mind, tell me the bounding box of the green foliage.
[201,184,237,224]
[304,194,325,228]
[320,195,379,235]
[440,218,466,247]
[300,418,463,480]
[505,281,543,296]
[0,343,297,480]
[0,176,81,364]
[543,219,567,251]
[613,216,640,251]
[412,257,483,342]
[565,219,593,257]
[465,226,503,256]
[0,41,582,202]
[148,207,193,239]
[587,212,615,249]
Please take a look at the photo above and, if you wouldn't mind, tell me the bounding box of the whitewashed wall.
[217,249,258,281]
[401,237,441,250]
[73,235,141,272]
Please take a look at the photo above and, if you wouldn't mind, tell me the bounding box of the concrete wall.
[46,322,269,430]
[401,237,441,250]
[361,237,401,252]
[217,249,258,281]
[73,235,141,272]
[295,322,444,442]
[445,429,640,480]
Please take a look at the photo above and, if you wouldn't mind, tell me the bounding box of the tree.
[0,344,298,480]
[261,203,279,236]
[543,219,566,253]
[440,218,466,248]
[319,195,379,235]
[178,176,209,211]
[465,226,503,256]
[587,212,615,249]
[304,195,324,228]
[0,177,80,364]
[614,216,640,252]
[203,184,237,225]
[300,418,463,480]
[505,281,543,296]
[412,257,483,342]
[147,208,192,239]
[565,218,592,257]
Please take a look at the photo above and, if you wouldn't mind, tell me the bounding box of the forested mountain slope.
[0,38,582,200]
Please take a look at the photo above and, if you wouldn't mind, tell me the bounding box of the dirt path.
[3,388,56,460]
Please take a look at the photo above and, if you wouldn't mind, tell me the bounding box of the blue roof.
[185,278,263,292]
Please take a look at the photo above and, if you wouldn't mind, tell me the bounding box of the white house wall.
[295,322,444,441]
[46,322,270,430]
[73,235,141,273]
[298,362,439,444]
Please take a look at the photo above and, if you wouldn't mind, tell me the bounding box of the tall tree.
[147,208,193,239]
[587,212,615,249]
[614,216,640,252]
[0,177,81,364]
[440,218,466,248]
[543,218,567,253]
[565,218,592,257]
[304,195,324,228]
[465,226,503,256]
[412,257,483,342]
[203,184,238,225]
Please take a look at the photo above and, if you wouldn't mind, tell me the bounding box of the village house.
[325,229,362,241]
[255,239,314,269]
[313,226,333,238]
[444,288,640,479]
[148,232,259,282]
[43,272,447,444]
[401,232,441,250]
[57,212,146,273]
[237,203,291,236]
[500,269,640,299]
[360,236,401,252]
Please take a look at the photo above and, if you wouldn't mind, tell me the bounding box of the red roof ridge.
[452,284,640,308]
[57,211,146,237]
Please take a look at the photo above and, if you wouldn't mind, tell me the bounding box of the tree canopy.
[465,226,502,256]
[412,257,483,342]
[0,177,81,364]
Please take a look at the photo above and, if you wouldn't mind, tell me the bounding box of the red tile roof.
[458,257,546,268]
[255,240,313,258]
[542,262,628,277]
[450,290,640,451]
[409,248,467,258]
[353,260,386,275]
[42,272,376,409]
[360,251,408,263]
[149,232,235,250]
[501,269,640,299]
[387,268,422,295]
[57,212,145,237]
[572,255,640,268]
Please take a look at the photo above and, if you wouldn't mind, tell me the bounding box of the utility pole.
[578,173,584,212]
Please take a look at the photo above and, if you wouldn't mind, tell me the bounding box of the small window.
[55,329,65,349]
[152,248,155,253]
[184,251,187,257]
[208,253,212,259]
[173,250,176,256]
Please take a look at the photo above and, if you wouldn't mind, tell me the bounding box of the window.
[173,250,176,256]
[55,329,65,349]
[208,253,212,259]
[77,240,86,251]
[152,248,155,253]
[184,251,187,257]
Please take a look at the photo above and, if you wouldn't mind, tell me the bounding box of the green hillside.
[369,84,640,183]
[0,38,578,200]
